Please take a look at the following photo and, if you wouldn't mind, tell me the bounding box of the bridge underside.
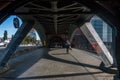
[0,0,120,79]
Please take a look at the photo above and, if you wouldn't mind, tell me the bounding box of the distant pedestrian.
[65,39,72,53]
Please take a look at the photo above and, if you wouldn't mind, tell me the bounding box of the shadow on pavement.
[43,52,101,70]
[0,48,105,80]
[0,49,47,79]
[0,71,103,80]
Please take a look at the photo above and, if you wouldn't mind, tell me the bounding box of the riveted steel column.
[0,19,34,67]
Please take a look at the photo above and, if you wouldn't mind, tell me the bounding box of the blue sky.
[0,15,40,40]
[0,15,21,38]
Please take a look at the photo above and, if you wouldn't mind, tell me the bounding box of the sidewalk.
[70,48,114,80]
[0,48,115,80]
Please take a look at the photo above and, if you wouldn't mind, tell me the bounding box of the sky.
[0,15,40,40]
[0,15,21,38]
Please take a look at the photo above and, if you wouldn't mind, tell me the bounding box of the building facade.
[90,16,112,43]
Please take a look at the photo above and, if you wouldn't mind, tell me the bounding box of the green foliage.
[22,35,37,45]
[3,30,8,40]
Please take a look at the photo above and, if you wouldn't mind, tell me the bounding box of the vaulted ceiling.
[0,0,120,34]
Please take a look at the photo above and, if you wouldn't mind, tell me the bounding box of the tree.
[22,35,31,44]
[3,30,8,40]
[22,35,37,45]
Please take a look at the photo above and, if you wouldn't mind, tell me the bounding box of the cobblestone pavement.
[0,48,115,80]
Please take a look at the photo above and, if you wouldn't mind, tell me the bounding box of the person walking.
[65,39,72,53]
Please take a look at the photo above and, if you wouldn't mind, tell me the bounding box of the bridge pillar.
[114,29,120,80]
[34,21,46,47]
[112,27,117,66]
[0,19,35,68]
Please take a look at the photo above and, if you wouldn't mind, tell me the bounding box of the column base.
[114,74,120,80]
[100,62,117,74]
[0,64,9,74]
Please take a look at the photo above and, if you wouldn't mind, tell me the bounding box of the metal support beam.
[12,11,92,15]
[51,1,58,34]
[28,2,52,11]
[58,2,78,11]
[53,15,58,34]
[112,27,117,66]
[81,22,113,67]
[114,29,120,80]
[0,19,34,67]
